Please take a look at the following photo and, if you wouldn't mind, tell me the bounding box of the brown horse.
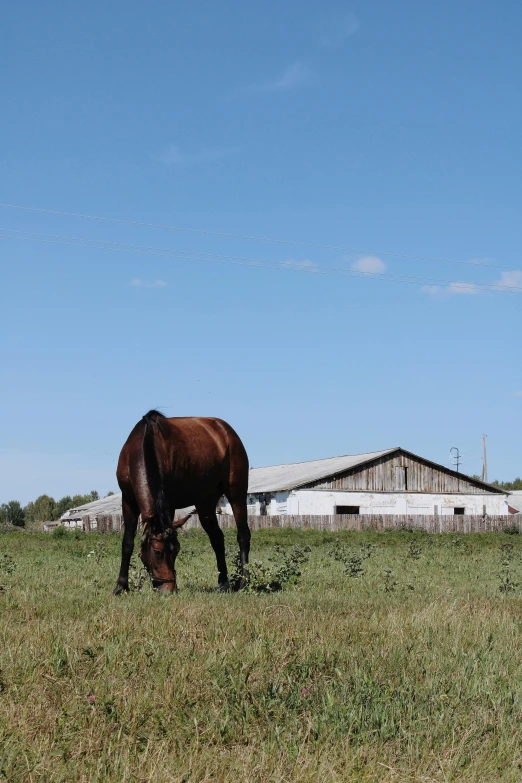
[114,410,250,594]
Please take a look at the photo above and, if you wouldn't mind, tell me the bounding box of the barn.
[60,446,509,526]
[231,447,509,517]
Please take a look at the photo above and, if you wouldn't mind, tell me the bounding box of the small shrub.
[327,539,375,577]
[52,525,68,538]
[383,567,398,592]
[128,557,148,592]
[344,551,364,578]
[0,553,17,591]
[407,539,422,560]
[230,544,310,593]
[499,542,518,593]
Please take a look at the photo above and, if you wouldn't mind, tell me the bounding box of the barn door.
[395,466,407,490]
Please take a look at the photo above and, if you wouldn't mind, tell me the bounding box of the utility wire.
[0,201,519,272]
[1,229,521,293]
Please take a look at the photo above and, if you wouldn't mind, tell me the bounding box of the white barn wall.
[286,490,508,516]
[221,490,507,517]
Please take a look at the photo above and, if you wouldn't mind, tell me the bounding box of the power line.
[0,201,519,272]
[1,228,521,293]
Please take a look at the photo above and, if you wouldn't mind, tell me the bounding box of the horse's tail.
[141,410,171,533]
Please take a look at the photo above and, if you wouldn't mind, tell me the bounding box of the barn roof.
[61,493,123,520]
[248,448,397,493]
[61,493,194,521]
[247,447,507,494]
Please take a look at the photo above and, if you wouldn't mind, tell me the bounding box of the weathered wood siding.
[301,450,500,494]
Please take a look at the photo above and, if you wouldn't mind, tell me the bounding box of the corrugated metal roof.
[248,449,398,493]
[61,493,193,521]
[61,493,123,520]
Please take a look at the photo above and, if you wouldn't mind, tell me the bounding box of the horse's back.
[162,414,248,478]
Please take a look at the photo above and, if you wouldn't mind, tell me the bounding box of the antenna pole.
[482,434,488,483]
[450,447,461,473]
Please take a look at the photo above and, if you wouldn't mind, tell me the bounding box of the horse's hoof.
[113,583,128,596]
[216,580,230,593]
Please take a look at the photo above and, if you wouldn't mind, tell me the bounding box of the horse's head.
[140,512,193,592]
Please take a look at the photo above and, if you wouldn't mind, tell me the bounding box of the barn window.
[336,505,360,515]
[454,507,465,515]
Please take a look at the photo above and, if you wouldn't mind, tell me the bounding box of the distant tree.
[24,495,56,524]
[0,500,25,527]
[106,491,115,497]
[492,478,522,491]
[54,496,73,519]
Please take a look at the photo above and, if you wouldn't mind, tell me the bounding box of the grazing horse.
[114,410,250,594]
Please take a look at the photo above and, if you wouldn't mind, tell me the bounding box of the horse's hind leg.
[197,504,229,591]
[114,494,140,595]
[227,490,251,588]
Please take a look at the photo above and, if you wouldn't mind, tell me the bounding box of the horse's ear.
[171,511,194,529]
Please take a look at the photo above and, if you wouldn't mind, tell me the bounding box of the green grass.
[2,528,522,782]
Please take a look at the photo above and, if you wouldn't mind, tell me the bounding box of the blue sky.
[1,0,521,504]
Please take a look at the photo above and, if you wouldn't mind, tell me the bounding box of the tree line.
[471,476,522,491]
[0,491,114,528]
[491,478,522,491]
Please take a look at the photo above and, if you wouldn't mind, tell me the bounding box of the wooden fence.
[79,513,520,535]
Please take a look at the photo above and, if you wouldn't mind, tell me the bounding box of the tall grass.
[1,529,522,781]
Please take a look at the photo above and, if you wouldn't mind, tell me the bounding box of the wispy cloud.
[128,278,168,288]
[246,62,316,92]
[351,255,386,274]
[513,391,522,398]
[421,268,522,298]
[320,10,359,46]
[492,270,522,292]
[156,143,232,167]
[283,259,319,273]
[421,282,481,298]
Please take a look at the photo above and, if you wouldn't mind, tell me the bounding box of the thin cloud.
[351,255,386,274]
[421,282,481,298]
[247,62,316,92]
[283,259,319,273]
[491,270,522,292]
[128,278,168,288]
[320,10,359,46]
[422,268,522,298]
[447,281,481,295]
[513,391,522,398]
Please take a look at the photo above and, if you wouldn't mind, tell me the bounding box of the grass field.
[2,527,522,782]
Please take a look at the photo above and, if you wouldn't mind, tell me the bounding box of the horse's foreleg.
[113,496,139,595]
[197,506,229,591]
